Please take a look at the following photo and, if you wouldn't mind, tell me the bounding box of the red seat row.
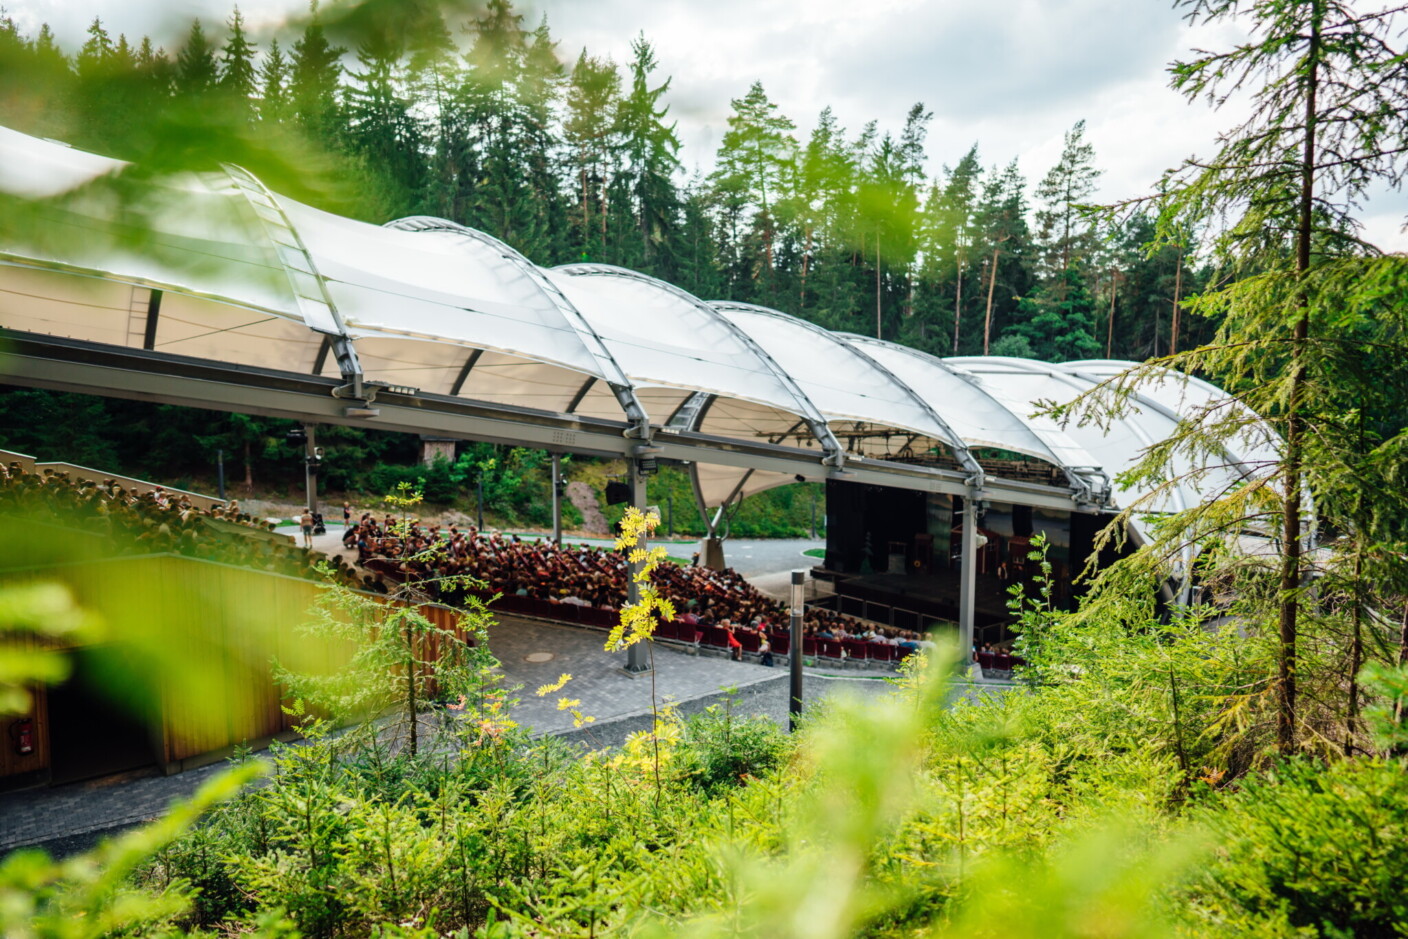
[976,651,1026,671]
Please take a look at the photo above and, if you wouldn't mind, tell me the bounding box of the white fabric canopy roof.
[0,123,1270,523]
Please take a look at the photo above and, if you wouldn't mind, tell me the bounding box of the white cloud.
[7,0,1407,250]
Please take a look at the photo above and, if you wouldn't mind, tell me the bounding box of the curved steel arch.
[223,163,367,399]
[554,263,845,468]
[710,300,986,486]
[840,334,1108,503]
[383,216,650,436]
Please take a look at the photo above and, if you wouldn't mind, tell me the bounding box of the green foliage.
[1,761,264,939]
[677,699,790,795]
[1187,758,1408,936]
[275,484,495,756]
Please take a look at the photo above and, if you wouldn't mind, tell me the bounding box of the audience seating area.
[349,520,943,669]
[0,460,363,588]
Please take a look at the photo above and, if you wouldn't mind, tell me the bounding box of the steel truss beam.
[0,330,1088,513]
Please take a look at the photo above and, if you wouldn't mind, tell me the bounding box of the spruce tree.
[1035,119,1101,280]
[290,17,344,142]
[617,36,681,274]
[1064,0,1408,757]
[219,7,258,117]
[174,19,218,98]
[259,38,290,124]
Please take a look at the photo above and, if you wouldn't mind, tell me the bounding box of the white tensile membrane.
[0,123,1272,541]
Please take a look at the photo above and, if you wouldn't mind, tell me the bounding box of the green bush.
[677,702,791,795]
[1187,758,1408,935]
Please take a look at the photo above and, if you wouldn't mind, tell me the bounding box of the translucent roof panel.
[546,266,822,431]
[841,336,1062,464]
[692,463,798,510]
[712,303,963,455]
[0,263,317,373]
[0,125,125,198]
[942,357,1101,474]
[281,201,612,382]
[0,130,295,318]
[1063,360,1282,477]
[947,358,1206,531]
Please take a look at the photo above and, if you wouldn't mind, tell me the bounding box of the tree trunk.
[1279,16,1320,756]
[406,621,418,757]
[875,232,882,340]
[243,439,254,494]
[1171,242,1184,355]
[1106,269,1117,357]
[952,255,963,355]
[983,249,999,355]
[580,163,589,252]
[1346,547,1363,755]
[800,225,813,305]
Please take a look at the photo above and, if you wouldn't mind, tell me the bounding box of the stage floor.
[821,566,1026,643]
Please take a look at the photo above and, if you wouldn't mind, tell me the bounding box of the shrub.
[1186,758,1408,935]
[677,701,790,795]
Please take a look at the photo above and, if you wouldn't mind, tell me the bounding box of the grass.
[803,547,825,559]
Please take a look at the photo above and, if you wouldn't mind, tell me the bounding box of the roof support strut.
[224,163,373,413]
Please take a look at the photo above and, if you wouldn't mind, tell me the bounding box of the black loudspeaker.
[605,481,631,505]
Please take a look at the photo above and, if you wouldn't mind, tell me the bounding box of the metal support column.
[625,457,651,673]
[302,424,318,515]
[551,453,563,545]
[958,493,979,672]
[789,570,805,732]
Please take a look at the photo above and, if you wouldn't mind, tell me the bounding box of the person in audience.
[0,464,361,588]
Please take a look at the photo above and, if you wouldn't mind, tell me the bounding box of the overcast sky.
[11,0,1407,250]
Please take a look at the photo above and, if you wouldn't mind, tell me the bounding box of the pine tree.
[617,36,681,274]
[259,38,289,124]
[174,19,218,98]
[921,143,983,354]
[781,107,857,315]
[563,51,621,261]
[1035,119,1101,280]
[219,7,258,118]
[711,81,797,286]
[973,159,1036,355]
[854,104,929,340]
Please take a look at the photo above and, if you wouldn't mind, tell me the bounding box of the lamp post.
[551,453,563,544]
[302,425,318,515]
[789,569,805,732]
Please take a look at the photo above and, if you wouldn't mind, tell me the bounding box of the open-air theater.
[0,124,1276,783]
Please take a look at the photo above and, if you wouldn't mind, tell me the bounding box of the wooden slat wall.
[3,555,479,780]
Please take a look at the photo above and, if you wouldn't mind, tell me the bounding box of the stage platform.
[813,567,1022,645]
